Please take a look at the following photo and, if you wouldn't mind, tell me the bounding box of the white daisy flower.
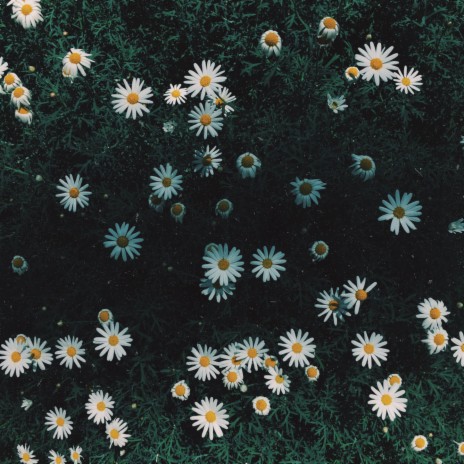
[305,365,320,382]
[236,152,261,178]
[11,86,31,108]
[11,0,43,29]
[309,240,329,261]
[0,338,31,377]
[171,380,190,401]
[236,337,268,372]
[17,444,38,464]
[0,57,8,79]
[93,321,132,362]
[318,17,339,41]
[449,217,464,234]
[56,174,92,212]
[260,30,282,57]
[190,397,229,440]
[342,276,377,315]
[252,396,271,415]
[290,177,326,208]
[422,328,448,354]
[186,344,220,381]
[262,355,279,371]
[355,42,399,86]
[85,390,114,424]
[200,277,236,303]
[148,192,165,212]
[11,255,28,275]
[368,379,407,421]
[394,66,422,94]
[351,332,389,369]
[15,107,33,125]
[264,367,290,395]
[103,222,144,262]
[451,331,464,367]
[62,48,94,78]
[21,398,33,411]
[106,418,130,448]
[387,373,402,387]
[188,101,224,139]
[278,329,316,368]
[112,78,153,120]
[456,441,464,456]
[250,246,286,282]
[202,243,244,286]
[327,94,347,113]
[27,336,53,372]
[416,298,449,330]
[345,66,360,81]
[3,72,21,92]
[97,308,114,326]
[170,202,186,223]
[350,154,376,181]
[149,163,183,200]
[222,367,244,390]
[193,145,222,177]
[164,84,188,105]
[215,199,233,219]
[49,450,66,464]
[45,407,73,440]
[411,435,428,452]
[55,336,86,369]
[378,190,422,235]
[208,86,236,115]
[217,342,243,372]
[184,60,227,100]
[69,446,83,464]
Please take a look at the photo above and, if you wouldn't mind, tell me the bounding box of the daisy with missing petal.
[368,379,407,421]
[11,0,43,29]
[45,407,73,439]
[184,60,227,100]
[98,308,113,326]
[378,190,422,235]
[149,163,183,200]
[278,329,316,368]
[394,66,422,95]
[305,365,320,382]
[387,373,402,387]
[56,174,92,212]
[103,222,143,262]
[250,246,286,282]
[350,154,376,181]
[416,298,449,330]
[265,367,290,395]
[11,255,28,275]
[202,243,244,286]
[327,94,348,113]
[318,17,339,42]
[355,42,399,86]
[451,331,464,367]
[171,202,186,223]
[309,240,329,262]
[191,397,229,440]
[106,418,130,448]
[290,177,326,208]
[208,86,236,115]
[342,276,377,315]
[345,66,360,81]
[260,30,282,57]
[236,152,261,178]
[188,101,223,139]
[3,72,21,92]
[62,49,94,78]
[222,367,244,390]
[253,396,271,415]
[164,84,188,105]
[215,199,233,219]
[86,390,114,424]
[17,444,38,464]
[351,332,389,369]
[0,57,8,79]
[218,342,242,372]
[316,288,351,326]
[112,78,153,120]
[93,321,132,362]
[171,380,190,401]
[411,435,428,452]
[148,193,165,213]
[200,277,236,303]
[423,328,448,354]
[55,336,86,369]
[186,344,220,381]
[193,145,222,177]
[0,338,31,377]
[11,86,31,108]
[236,337,268,372]
[27,337,53,372]
[69,446,83,464]
[49,450,66,464]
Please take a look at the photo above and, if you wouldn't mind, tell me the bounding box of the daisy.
[200,277,236,303]
[11,255,28,275]
[170,202,186,223]
[186,344,220,381]
[3,72,21,92]
[215,199,233,219]
[318,17,339,42]
[265,367,291,395]
[17,444,38,464]
[103,222,144,261]
[164,84,188,105]
[411,435,428,452]
[0,338,31,377]
[456,441,464,456]
[222,367,244,389]
[190,397,229,440]
[236,337,268,372]
[236,152,261,178]
[309,240,329,261]
[416,298,449,330]
[351,332,389,369]
[21,398,33,411]
[184,60,227,100]
[350,154,376,181]
[93,321,132,362]
[62,48,94,78]
[250,246,286,282]
[378,190,422,235]
[98,308,114,325]
[148,192,165,212]
[345,66,360,81]
[355,42,399,86]
[192,145,222,177]
[422,328,448,354]
[327,94,348,113]
[342,276,377,315]
[368,379,407,421]
[27,336,53,372]
[69,446,83,464]
[252,396,271,415]
[188,101,224,139]
[112,78,153,119]
[11,86,31,108]
[171,380,190,401]
[0,57,8,79]
[278,329,316,368]
[202,243,244,286]
[55,336,86,369]
[15,107,33,125]
[263,355,279,371]
[49,450,66,464]
[305,365,320,382]
[260,30,282,57]
[451,331,464,367]
[11,0,43,29]
[106,418,130,448]
[449,217,464,234]
[290,177,326,208]
[394,66,422,94]
[85,390,114,424]
[217,342,243,372]
[45,407,73,439]
[208,86,236,114]
[149,163,183,200]
[387,373,402,387]
[56,174,92,212]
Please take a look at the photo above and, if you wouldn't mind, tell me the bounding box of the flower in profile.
[208,86,236,116]
[193,145,222,177]
[236,152,261,178]
[62,48,94,78]
[378,190,422,235]
[186,344,220,381]
[252,396,271,415]
[69,446,83,464]
[17,444,38,464]
[188,101,224,139]
[164,84,188,105]
[351,332,389,369]
[21,398,33,411]
[85,390,114,424]
[394,66,422,94]
[278,329,316,368]
[316,288,351,326]
[11,0,43,29]
[416,298,449,330]
[3,72,21,92]
[199,278,235,303]
[56,174,92,212]
[112,78,153,119]
[327,94,347,113]
[290,177,326,208]
[451,331,464,367]
[222,367,244,390]
[350,154,376,181]
[264,367,290,395]
[215,199,233,219]
[202,243,244,286]
[190,397,229,440]
[45,407,73,439]
[0,338,31,377]
[387,373,402,387]
[103,222,143,261]
[93,321,132,362]
[250,246,286,282]
[309,240,329,261]
[98,308,114,326]
[318,17,339,42]
[345,66,360,81]
[236,337,268,372]
[55,336,86,369]
[355,42,399,86]
[368,379,407,421]
[149,163,183,200]
[342,276,377,315]
[27,336,53,372]
[422,328,448,354]
[171,380,190,401]
[184,60,227,100]
[411,435,428,452]
[260,30,282,57]
[49,450,66,464]
[15,107,33,125]
[11,86,31,108]
[148,193,165,213]
[170,202,186,223]
[11,255,28,275]
[305,365,320,382]
[106,418,130,448]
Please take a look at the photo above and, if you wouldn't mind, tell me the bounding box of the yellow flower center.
[67,346,77,357]
[360,158,372,170]
[247,347,258,358]
[69,52,82,64]
[363,343,375,354]
[299,182,312,195]
[306,366,318,378]
[200,114,212,126]
[262,258,273,269]
[99,310,110,322]
[401,77,411,86]
[200,75,211,87]
[227,371,238,382]
[4,74,15,85]
[215,97,224,107]
[388,375,401,385]
[12,257,24,268]
[202,155,212,166]
[328,299,339,311]
[218,258,230,270]
[199,356,210,367]
[110,429,119,439]
[175,384,186,396]
[31,348,41,359]
[355,289,368,301]
[97,401,106,411]
[292,342,303,353]
[72,452,79,460]
[434,333,445,345]
[171,204,183,216]
[256,399,268,411]
[205,410,216,422]
[381,394,392,406]
[218,200,230,212]
[393,206,405,219]
[264,31,279,46]
[370,58,383,70]
[116,236,129,248]
[265,357,276,368]
[126,92,139,105]
[150,195,162,205]
[429,307,441,319]
[69,187,79,198]
[108,335,119,346]
[231,355,241,366]
[323,17,337,29]
[171,89,181,98]
[460,443,464,453]
[13,87,25,98]
[241,155,254,168]
[315,243,327,255]
[11,351,21,363]
[275,375,285,384]
[461,344,464,352]
[162,177,172,187]
[21,4,33,15]
[56,417,65,427]
[346,67,359,78]
[18,107,30,114]
[415,437,426,449]
[22,453,31,462]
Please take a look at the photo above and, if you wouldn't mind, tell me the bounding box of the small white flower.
[345,66,360,81]
[62,48,94,78]
[103,222,144,261]
[93,321,133,362]
[411,435,428,452]
[355,42,399,86]
[378,190,422,235]
[163,120,177,133]
[190,397,229,440]
[278,329,316,368]
[327,94,347,113]
[86,390,114,424]
[184,60,227,100]
[56,174,92,212]
[188,101,224,139]
[164,84,188,105]
[171,380,190,401]
[11,255,28,275]
[106,418,130,448]
[149,163,183,200]
[215,199,233,219]
[55,336,86,369]
[236,152,261,178]
[112,78,153,120]
[394,66,423,94]
[193,145,222,177]
[290,177,326,208]
[200,278,235,303]
[422,328,448,354]
[309,240,329,261]
[0,338,31,377]
[252,396,271,415]
[208,86,236,114]
[350,154,376,181]
[45,407,73,440]
[318,17,339,42]
[21,398,33,411]
[264,366,290,395]
[186,344,220,381]
[250,246,286,282]
[170,202,186,223]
